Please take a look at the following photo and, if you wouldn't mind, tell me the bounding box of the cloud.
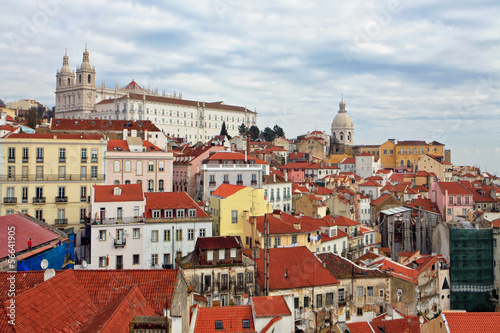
[1,0,499,174]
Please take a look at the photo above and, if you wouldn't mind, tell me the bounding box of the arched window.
[88,74,91,83]
[148,161,154,172]
[114,180,119,185]
[159,161,165,172]
[340,132,344,141]
[148,180,154,192]
[58,78,61,86]
[124,161,131,172]
[67,78,70,85]
[158,179,164,192]
[125,180,130,184]
[79,74,82,84]
[113,160,121,172]
[400,160,404,167]
[407,160,411,168]
[332,132,336,139]
[348,132,351,141]
[136,161,143,175]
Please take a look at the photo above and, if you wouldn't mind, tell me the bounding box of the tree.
[273,124,285,138]
[262,127,275,142]
[220,121,230,139]
[26,107,40,129]
[238,123,249,136]
[249,125,260,141]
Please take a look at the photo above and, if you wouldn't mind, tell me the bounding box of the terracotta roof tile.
[252,296,291,317]
[347,321,374,333]
[437,182,472,195]
[144,192,209,218]
[206,151,269,164]
[194,305,255,332]
[196,236,242,250]
[317,252,388,278]
[443,312,500,332]
[211,183,247,198]
[93,184,144,203]
[51,118,161,132]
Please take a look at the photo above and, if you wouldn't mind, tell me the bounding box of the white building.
[55,49,257,143]
[199,151,268,202]
[262,172,292,213]
[355,153,379,179]
[359,194,371,225]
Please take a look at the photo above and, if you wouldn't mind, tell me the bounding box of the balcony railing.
[3,197,17,204]
[59,157,66,163]
[33,197,46,203]
[251,180,257,185]
[8,157,15,163]
[209,181,216,187]
[22,157,28,163]
[114,238,127,247]
[91,157,98,163]
[91,217,144,225]
[55,196,68,203]
[223,180,229,184]
[37,157,43,163]
[236,180,243,185]
[0,174,106,181]
[55,218,68,225]
[81,157,87,163]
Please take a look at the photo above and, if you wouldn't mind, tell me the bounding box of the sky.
[1,0,499,174]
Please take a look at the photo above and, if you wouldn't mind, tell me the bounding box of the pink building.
[429,182,473,222]
[172,144,226,198]
[105,137,173,193]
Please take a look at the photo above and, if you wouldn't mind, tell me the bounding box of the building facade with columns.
[55,48,257,143]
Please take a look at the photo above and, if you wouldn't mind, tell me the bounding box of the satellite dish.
[419,316,425,324]
[40,259,49,270]
[81,260,88,268]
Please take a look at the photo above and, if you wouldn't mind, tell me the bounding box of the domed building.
[330,97,354,154]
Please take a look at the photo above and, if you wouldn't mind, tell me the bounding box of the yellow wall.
[210,187,272,238]
[380,141,396,169]
[380,141,445,170]
[0,135,107,229]
[328,153,351,165]
[257,231,320,252]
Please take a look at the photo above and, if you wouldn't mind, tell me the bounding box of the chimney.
[144,129,149,140]
[273,173,276,183]
[175,251,183,269]
[285,172,288,182]
[131,129,137,137]
[247,134,251,155]
[293,222,301,230]
[123,128,128,139]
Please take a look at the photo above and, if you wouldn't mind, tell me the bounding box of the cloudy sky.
[1,0,499,174]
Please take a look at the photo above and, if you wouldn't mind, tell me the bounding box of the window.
[22,166,28,180]
[326,292,334,306]
[35,209,43,220]
[113,160,121,172]
[159,161,164,172]
[449,196,453,205]
[230,248,237,258]
[91,149,98,162]
[188,209,196,217]
[164,253,170,265]
[357,307,363,316]
[219,249,225,260]
[164,229,171,241]
[91,166,98,179]
[413,148,417,154]
[207,250,213,261]
[176,229,182,241]
[406,148,410,154]
[22,187,28,203]
[36,147,44,162]
[383,149,387,155]
[379,289,384,298]
[99,256,106,267]
[346,309,350,320]
[81,148,87,162]
[165,209,173,218]
[221,273,228,289]
[59,148,66,162]
[58,165,66,179]
[274,237,281,247]
[292,235,297,244]
[136,161,143,175]
[188,229,194,240]
[152,210,161,218]
[148,180,154,192]
[316,294,323,308]
[231,210,238,223]
[400,148,404,154]
[99,230,106,241]
[465,197,470,204]
[339,288,345,303]
[447,208,452,215]
[419,148,423,154]
[133,228,140,239]
[397,289,403,302]
[151,230,159,242]
[357,286,363,297]
[304,296,310,308]
[133,254,140,265]
[7,166,15,180]
[367,286,374,297]
[8,147,15,162]
[148,161,154,172]
[151,254,158,266]
[457,196,462,205]
[177,209,185,218]
[200,228,206,238]
[158,179,164,192]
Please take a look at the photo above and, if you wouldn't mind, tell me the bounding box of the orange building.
[380,139,445,171]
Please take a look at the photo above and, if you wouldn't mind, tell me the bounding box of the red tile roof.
[73,269,179,312]
[360,179,382,187]
[317,253,388,279]
[370,193,391,206]
[397,140,427,146]
[194,305,255,333]
[205,151,269,164]
[340,157,355,164]
[50,118,161,132]
[442,311,500,332]
[255,213,321,235]
[93,184,144,203]
[371,317,421,333]
[212,183,247,198]
[406,198,439,213]
[6,270,98,332]
[196,236,242,250]
[252,296,291,317]
[247,247,339,290]
[329,215,360,227]
[0,214,62,258]
[437,182,472,195]
[347,321,374,333]
[5,133,103,140]
[260,316,283,333]
[145,192,209,218]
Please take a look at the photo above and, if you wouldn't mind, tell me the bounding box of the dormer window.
[176,209,185,218]
[230,248,237,258]
[165,209,173,218]
[219,249,225,260]
[188,209,196,217]
[152,210,161,218]
[113,187,122,196]
[207,250,213,261]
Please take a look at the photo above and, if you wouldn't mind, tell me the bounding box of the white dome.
[331,112,354,130]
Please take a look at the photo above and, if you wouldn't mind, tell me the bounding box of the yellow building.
[209,184,272,242]
[380,139,445,171]
[0,133,107,229]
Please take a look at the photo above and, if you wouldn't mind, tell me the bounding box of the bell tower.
[55,50,75,116]
[74,45,96,117]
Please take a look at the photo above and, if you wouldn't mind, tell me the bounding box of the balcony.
[251,180,257,185]
[81,157,87,163]
[114,238,127,248]
[33,197,46,204]
[3,197,17,204]
[81,196,89,202]
[55,196,68,203]
[59,157,66,163]
[91,157,98,163]
[22,157,28,163]
[236,180,243,185]
[209,181,216,187]
[55,218,68,226]
[223,180,229,184]
[36,157,43,163]
[8,157,15,163]
[1,174,106,181]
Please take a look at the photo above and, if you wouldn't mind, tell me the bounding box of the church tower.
[74,45,96,117]
[55,50,75,116]
[330,97,354,154]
